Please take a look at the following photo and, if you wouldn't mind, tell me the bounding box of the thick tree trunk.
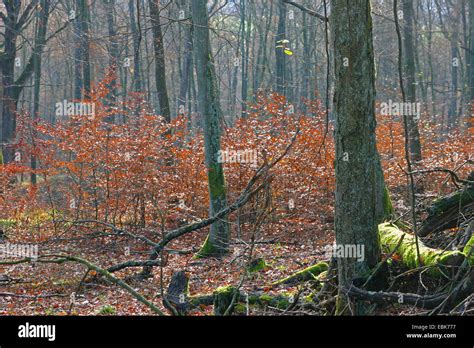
[332,0,383,314]
[191,0,230,258]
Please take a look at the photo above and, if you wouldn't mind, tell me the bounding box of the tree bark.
[31,0,51,185]
[275,0,287,96]
[402,0,422,161]
[332,0,383,314]
[469,0,474,129]
[191,0,230,258]
[0,1,41,163]
[149,0,171,121]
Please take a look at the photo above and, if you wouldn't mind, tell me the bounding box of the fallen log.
[379,222,465,276]
[164,271,303,315]
[418,187,474,237]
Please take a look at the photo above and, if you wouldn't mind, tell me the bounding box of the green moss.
[463,235,474,265]
[258,293,273,303]
[194,235,221,259]
[213,285,237,315]
[0,219,17,229]
[379,222,465,276]
[276,298,290,310]
[428,188,474,216]
[382,185,395,219]
[97,304,116,315]
[208,163,226,200]
[272,261,329,286]
[247,258,266,273]
[234,303,246,314]
[250,292,293,309]
[314,270,327,282]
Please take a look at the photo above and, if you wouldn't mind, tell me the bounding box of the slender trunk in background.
[149,0,171,122]
[468,0,474,129]
[191,0,230,258]
[79,0,92,97]
[275,0,287,96]
[426,0,437,120]
[240,0,250,117]
[402,0,422,161]
[177,1,193,116]
[129,0,142,92]
[73,2,83,100]
[104,0,119,123]
[448,17,459,129]
[31,0,51,185]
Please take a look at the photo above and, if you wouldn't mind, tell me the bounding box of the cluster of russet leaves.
[0,79,471,242]
[376,113,473,196]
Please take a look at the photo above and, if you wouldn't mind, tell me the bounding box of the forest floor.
[1,216,335,315]
[2,192,463,316]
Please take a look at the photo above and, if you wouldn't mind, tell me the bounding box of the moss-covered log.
[272,261,328,286]
[211,286,302,315]
[165,273,306,315]
[213,286,237,315]
[379,222,465,275]
[188,288,301,314]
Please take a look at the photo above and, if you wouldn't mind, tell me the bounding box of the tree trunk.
[31,0,51,185]
[79,0,91,97]
[332,0,383,314]
[448,23,459,129]
[129,0,142,92]
[192,0,230,258]
[0,1,43,163]
[104,0,119,123]
[177,1,193,117]
[402,0,422,161]
[469,0,474,129]
[275,0,287,96]
[149,0,171,122]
